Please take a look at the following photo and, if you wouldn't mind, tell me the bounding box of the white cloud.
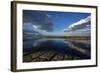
[33,25,41,29]
[23,15,91,37]
[33,25,38,29]
[64,15,91,32]
[68,15,91,29]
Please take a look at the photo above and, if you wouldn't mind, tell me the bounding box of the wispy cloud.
[64,16,91,31]
[31,15,91,36]
[23,15,91,37]
[68,16,91,29]
[33,25,41,29]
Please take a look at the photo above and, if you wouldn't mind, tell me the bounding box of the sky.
[23,10,90,32]
[44,11,90,32]
[23,10,91,37]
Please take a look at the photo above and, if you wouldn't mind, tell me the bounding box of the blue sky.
[44,11,90,32]
[23,10,91,32]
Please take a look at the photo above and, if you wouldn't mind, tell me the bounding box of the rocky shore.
[23,51,80,62]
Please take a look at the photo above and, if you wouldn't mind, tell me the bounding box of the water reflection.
[23,38,91,62]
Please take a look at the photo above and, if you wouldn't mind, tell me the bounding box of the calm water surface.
[23,38,91,60]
